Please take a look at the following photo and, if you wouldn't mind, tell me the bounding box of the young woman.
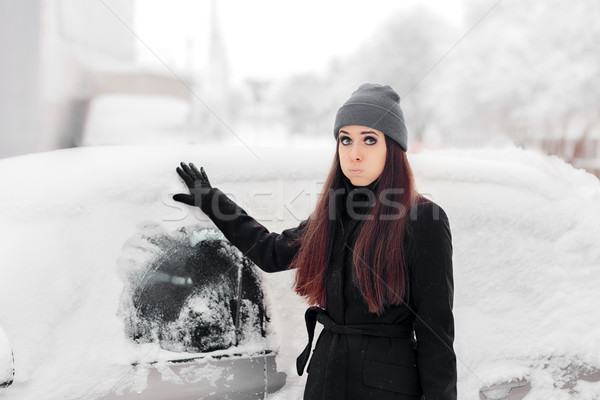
[174,83,457,400]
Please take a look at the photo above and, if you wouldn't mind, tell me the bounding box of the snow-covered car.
[0,144,316,400]
[0,326,14,388]
[0,143,599,400]
[419,147,600,400]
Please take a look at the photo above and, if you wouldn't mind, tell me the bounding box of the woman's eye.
[340,136,377,145]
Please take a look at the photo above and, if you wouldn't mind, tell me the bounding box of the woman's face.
[338,125,387,186]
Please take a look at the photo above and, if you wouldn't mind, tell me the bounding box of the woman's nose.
[350,145,361,160]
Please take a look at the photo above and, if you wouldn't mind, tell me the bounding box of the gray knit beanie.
[333,83,408,151]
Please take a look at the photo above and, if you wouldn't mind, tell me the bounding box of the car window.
[118,225,268,353]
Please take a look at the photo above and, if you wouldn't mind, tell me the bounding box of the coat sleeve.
[198,187,308,273]
[409,201,457,400]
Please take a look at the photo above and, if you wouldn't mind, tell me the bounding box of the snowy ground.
[0,143,599,399]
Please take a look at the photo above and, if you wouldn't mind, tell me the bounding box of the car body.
[102,350,283,400]
[0,326,14,389]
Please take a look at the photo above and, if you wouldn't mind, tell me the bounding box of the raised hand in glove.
[173,162,213,207]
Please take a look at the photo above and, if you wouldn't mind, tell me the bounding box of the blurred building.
[195,0,233,141]
[0,0,136,159]
[527,113,600,178]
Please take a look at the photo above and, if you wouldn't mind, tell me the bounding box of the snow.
[189,229,225,246]
[0,325,13,386]
[0,143,599,399]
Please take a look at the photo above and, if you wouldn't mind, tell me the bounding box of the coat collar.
[342,175,378,215]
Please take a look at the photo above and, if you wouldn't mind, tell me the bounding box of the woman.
[173,83,457,400]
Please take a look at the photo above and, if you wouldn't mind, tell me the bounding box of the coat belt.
[296,307,413,376]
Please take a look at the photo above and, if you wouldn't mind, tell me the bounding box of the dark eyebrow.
[339,130,380,136]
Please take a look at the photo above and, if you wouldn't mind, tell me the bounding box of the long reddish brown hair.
[289,135,421,315]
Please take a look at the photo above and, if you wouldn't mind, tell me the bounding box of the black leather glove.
[173,162,213,207]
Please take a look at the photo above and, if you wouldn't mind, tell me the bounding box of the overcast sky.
[134,0,466,84]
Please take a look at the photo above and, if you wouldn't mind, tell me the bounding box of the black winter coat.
[198,177,456,400]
